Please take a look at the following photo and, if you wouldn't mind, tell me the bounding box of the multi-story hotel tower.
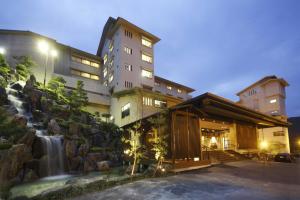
[0,17,194,127]
[236,76,290,153]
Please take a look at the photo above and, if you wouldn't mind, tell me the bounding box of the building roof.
[154,75,195,93]
[97,17,161,56]
[176,92,290,127]
[236,75,289,96]
[0,29,101,61]
[122,92,289,128]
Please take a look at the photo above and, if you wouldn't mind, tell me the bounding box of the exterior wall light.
[260,141,269,150]
[0,47,5,54]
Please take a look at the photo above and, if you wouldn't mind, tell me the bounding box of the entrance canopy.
[171,93,289,128]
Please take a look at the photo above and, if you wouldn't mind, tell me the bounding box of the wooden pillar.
[199,118,203,160]
[186,107,190,161]
[171,111,176,165]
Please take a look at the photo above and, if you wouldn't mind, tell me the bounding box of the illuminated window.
[109,58,114,66]
[270,99,277,104]
[141,53,152,63]
[82,59,91,66]
[81,72,91,79]
[91,62,99,68]
[143,97,153,106]
[121,103,131,118]
[125,64,132,71]
[90,75,99,80]
[154,100,167,108]
[103,54,108,65]
[124,46,132,55]
[109,40,114,52]
[167,86,172,90]
[141,69,153,78]
[71,69,99,80]
[103,67,107,78]
[109,73,114,83]
[104,80,108,86]
[142,36,152,48]
[177,89,182,93]
[124,30,133,38]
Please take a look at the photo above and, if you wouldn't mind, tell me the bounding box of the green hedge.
[0,143,12,150]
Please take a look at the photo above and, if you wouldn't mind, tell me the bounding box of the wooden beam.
[171,112,176,165]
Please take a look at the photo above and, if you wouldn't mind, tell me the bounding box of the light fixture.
[38,40,49,54]
[260,141,268,150]
[50,49,58,57]
[0,47,5,54]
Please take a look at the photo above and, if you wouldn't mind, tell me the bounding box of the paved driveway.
[74,160,300,200]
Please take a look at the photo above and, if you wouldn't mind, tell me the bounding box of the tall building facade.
[0,17,194,127]
[236,76,290,153]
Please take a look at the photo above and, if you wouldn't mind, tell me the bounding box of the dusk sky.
[1,0,299,117]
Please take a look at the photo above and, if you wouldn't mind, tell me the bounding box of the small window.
[167,86,172,90]
[125,64,132,71]
[125,81,133,88]
[155,82,160,86]
[104,80,108,86]
[103,54,108,65]
[177,89,182,93]
[124,30,133,38]
[109,40,114,52]
[124,46,133,55]
[141,69,153,78]
[103,67,107,78]
[273,131,285,136]
[141,52,152,63]
[121,103,131,118]
[72,56,81,63]
[109,58,114,66]
[142,36,152,48]
[90,75,99,80]
[81,72,91,79]
[82,59,91,66]
[270,99,277,104]
[91,62,100,68]
[154,100,167,108]
[109,73,114,83]
[143,97,153,106]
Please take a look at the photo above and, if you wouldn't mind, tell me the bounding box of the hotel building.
[0,17,290,159]
[0,17,194,127]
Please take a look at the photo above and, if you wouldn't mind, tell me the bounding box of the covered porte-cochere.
[168,93,289,170]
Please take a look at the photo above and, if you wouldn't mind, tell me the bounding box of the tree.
[47,76,68,103]
[0,54,11,87]
[122,121,145,176]
[148,110,169,176]
[14,56,35,81]
[69,80,88,111]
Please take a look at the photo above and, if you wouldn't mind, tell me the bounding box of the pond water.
[10,174,74,199]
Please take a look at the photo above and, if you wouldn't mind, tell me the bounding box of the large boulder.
[12,114,27,127]
[47,119,61,135]
[96,161,110,171]
[10,82,23,91]
[68,156,83,171]
[23,169,39,182]
[78,144,89,157]
[17,129,36,148]
[0,86,8,105]
[68,123,81,136]
[65,140,77,159]
[32,137,46,159]
[0,144,32,186]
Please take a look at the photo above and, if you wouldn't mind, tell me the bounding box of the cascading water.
[6,83,65,176]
